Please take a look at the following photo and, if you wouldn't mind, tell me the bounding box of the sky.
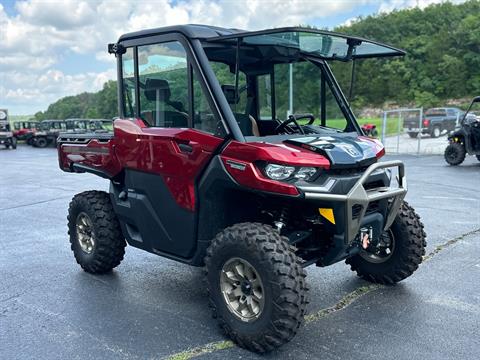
[0,0,466,115]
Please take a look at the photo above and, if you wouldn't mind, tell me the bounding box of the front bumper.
[404,127,428,133]
[0,135,11,144]
[299,160,407,245]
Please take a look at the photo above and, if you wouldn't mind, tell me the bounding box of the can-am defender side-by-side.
[444,96,480,165]
[57,26,426,353]
[32,120,68,148]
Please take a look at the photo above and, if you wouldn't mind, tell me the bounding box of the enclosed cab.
[32,119,67,147]
[12,120,38,143]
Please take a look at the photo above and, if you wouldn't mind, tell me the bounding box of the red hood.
[222,135,384,169]
[222,140,331,169]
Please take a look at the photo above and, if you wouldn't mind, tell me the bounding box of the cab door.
[114,37,227,259]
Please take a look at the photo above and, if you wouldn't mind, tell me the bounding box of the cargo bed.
[57,132,121,178]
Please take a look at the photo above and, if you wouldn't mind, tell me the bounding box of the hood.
[284,134,381,169]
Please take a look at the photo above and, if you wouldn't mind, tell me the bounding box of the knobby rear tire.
[68,190,126,274]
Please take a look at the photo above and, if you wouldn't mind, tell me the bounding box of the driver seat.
[143,79,188,127]
[221,85,260,136]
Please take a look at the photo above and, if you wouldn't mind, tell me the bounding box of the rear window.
[425,109,446,116]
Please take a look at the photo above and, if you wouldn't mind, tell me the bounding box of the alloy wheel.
[220,257,265,322]
[76,212,95,254]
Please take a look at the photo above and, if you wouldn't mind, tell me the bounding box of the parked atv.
[13,120,38,144]
[444,96,480,165]
[361,123,379,137]
[57,25,426,353]
[0,125,17,149]
[0,109,17,150]
[32,120,67,148]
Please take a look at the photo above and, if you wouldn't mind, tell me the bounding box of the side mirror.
[472,96,480,103]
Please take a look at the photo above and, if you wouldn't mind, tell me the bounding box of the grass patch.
[298,117,401,137]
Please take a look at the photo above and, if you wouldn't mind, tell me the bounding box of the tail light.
[423,119,430,127]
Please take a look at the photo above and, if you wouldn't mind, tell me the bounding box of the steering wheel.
[275,114,312,135]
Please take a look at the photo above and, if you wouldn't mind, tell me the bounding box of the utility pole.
[288,63,293,117]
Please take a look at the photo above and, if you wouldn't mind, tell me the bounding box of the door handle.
[178,142,193,153]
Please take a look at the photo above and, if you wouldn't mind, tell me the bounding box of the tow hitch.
[360,227,373,249]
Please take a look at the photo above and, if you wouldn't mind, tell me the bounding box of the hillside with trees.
[34,80,117,120]
[34,0,480,120]
[332,0,480,109]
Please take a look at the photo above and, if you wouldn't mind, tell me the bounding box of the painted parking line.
[422,228,480,262]
[163,341,235,360]
[304,284,381,324]
[164,227,480,360]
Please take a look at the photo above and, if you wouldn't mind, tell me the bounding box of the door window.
[122,47,135,118]
[120,40,226,138]
[193,73,225,137]
[137,42,189,128]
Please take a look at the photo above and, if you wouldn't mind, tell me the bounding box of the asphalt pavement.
[1,144,479,360]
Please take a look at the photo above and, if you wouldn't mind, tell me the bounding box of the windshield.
[204,43,357,138]
[208,29,404,60]
[465,102,480,122]
[90,120,113,131]
[425,109,446,116]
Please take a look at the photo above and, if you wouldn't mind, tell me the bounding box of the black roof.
[118,25,405,60]
[119,24,243,42]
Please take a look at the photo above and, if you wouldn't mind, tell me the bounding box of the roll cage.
[110,26,405,142]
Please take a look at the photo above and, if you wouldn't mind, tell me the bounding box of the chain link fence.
[380,108,452,155]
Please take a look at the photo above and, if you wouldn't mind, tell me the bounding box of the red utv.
[361,123,379,137]
[57,26,426,353]
[12,121,38,144]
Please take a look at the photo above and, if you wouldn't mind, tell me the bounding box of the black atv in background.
[31,119,113,148]
[32,120,67,148]
[444,96,480,165]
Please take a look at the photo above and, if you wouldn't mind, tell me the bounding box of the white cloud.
[0,0,467,114]
[16,0,96,29]
[0,68,116,110]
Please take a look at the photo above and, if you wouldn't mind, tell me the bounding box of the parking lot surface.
[1,145,479,360]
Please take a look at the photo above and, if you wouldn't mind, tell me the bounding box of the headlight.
[265,164,295,180]
[264,164,318,182]
[295,167,317,180]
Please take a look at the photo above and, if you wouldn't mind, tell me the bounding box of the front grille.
[352,201,380,220]
[366,201,380,215]
[364,180,384,190]
[352,204,363,219]
[329,166,369,176]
